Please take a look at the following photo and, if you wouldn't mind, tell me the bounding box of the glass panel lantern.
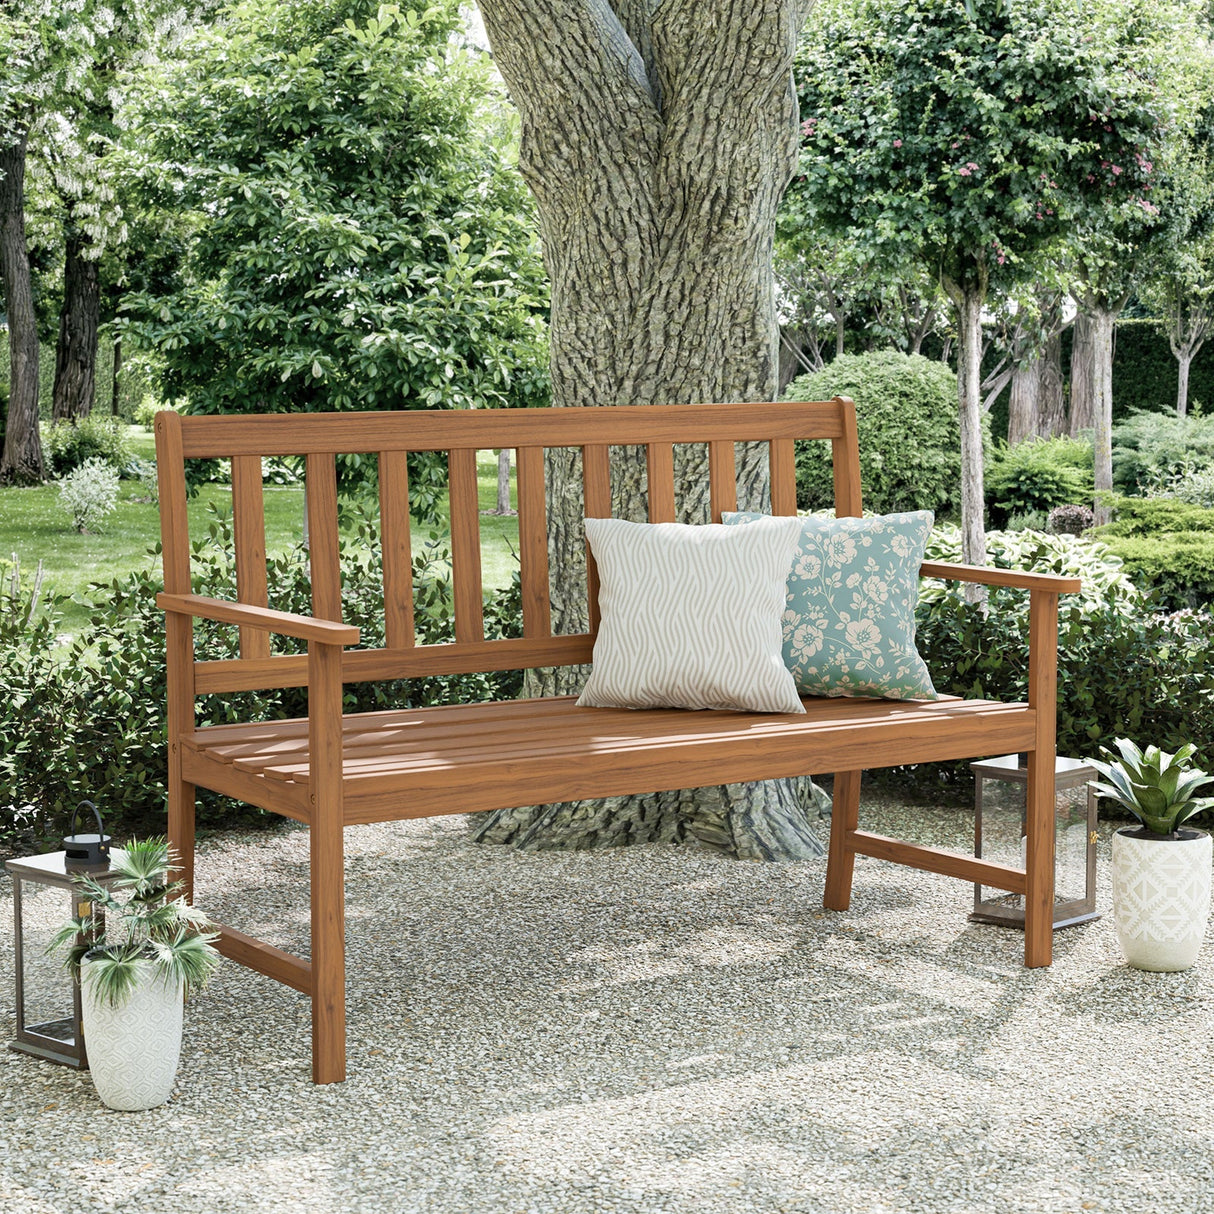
[5,851,119,1068]
[970,754,1100,930]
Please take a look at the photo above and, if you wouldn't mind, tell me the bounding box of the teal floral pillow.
[722,510,938,701]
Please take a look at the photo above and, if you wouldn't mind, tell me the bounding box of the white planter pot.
[1111,827,1212,972]
[81,958,184,1111]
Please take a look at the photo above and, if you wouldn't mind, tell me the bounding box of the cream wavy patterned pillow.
[723,510,938,701]
[576,517,805,714]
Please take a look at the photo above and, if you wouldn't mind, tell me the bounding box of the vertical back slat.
[708,441,737,521]
[769,439,798,516]
[306,453,343,622]
[378,450,414,649]
[645,443,676,523]
[832,396,863,517]
[232,455,270,659]
[583,444,611,634]
[516,445,551,639]
[448,448,484,644]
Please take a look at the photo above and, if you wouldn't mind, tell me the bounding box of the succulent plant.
[1090,738,1214,838]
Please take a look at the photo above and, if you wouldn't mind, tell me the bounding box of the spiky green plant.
[50,838,220,1008]
[1089,739,1214,838]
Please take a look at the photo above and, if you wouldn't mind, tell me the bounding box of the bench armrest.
[919,561,1081,594]
[157,593,360,646]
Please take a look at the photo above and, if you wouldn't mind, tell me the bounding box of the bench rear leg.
[823,770,861,911]
[168,774,196,902]
[1024,751,1055,968]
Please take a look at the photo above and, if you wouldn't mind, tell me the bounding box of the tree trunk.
[111,335,123,416]
[52,230,100,423]
[1038,332,1066,437]
[1007,357,1039,446]
[474,0,824,860]
[1088,307,1117,525]
[490,447,513,513]
[0,132,45,485]
[1069,311,1096,437]
[941,271,988,590]
[1177,349,1191,419]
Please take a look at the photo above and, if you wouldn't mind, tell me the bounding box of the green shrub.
[916,596,1214,798]
[42,415,134,477]
[0,509,524,846]
[1096,496,1214,609]
[923,524,1140,613]
[1111,410,1214,493]
[985,435,1094,528]
[57,458,121,532]
[785,351,963,516]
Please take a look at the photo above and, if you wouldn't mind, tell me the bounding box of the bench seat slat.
[182,697,1035,809]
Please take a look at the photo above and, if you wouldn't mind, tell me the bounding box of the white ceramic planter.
[1111,827,1212,972]
[81,958,184,1111]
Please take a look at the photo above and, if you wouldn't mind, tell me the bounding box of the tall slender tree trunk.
[1069,311,1096,437]
[51,229,100,423]
[0,132,45,485]
[1177,350,1192,419]
[471,0,826,860]
[110,335,123,416]
[1087,307,1117,525]
[941,268,988,592]
[1038,332,1066,437]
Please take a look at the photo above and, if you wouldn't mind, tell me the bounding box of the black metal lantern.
[970,754,1100,930]
[5,849,120,1068]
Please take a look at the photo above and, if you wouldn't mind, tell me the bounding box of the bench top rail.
[156,399,861,692]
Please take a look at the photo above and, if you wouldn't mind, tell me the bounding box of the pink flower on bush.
[957,161,980,177]
[1111,165,1122,176]
[893,138,902,147]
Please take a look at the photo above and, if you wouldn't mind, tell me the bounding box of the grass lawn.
[1,427,520,634]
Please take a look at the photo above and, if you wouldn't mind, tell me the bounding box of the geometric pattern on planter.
[81,960,184,1112]
[1111,829,1212,973]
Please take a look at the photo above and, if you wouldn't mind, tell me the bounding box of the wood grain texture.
[583,444,611,634]
[831,397,863,517]
[155,411,197,898]
[921,562,1082,594]
[308,640,346,1083]
[708,441,737,521]
[158,593,360,645]
[769,438,797,515]
[378,450,414,649]
[231,455,270,660]
[1025,589,1061,969]
[448,448,484,645]
[306,453,342,622]
[849,832,1028,893]
[175,401,847,457]
[516,446,551,638]
[645,443,676,522]
[213,924,312,995]
[823,769,860,911]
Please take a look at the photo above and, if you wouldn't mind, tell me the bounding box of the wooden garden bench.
[154,399,1080,1084]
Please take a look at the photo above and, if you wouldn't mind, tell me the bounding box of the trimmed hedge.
[985,436,1094,528]
[1097,496,1214,609]
[786,351,964,516]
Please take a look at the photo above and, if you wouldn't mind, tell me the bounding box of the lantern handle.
[69,800,105,839]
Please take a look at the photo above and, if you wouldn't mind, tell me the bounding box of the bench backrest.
[155,398,861,694]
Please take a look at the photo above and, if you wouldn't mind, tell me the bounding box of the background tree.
[472,0,825,860]
[121,0,547,421]
[791,0,1173,571]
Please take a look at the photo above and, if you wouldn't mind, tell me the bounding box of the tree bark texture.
[110,335,123,416]
[51,229,100,423]
[0,133,45,485]
[1087,306,1116,526]
[1068,311,1096,437]
[475,0,825,860]
[1177,352,1192,419]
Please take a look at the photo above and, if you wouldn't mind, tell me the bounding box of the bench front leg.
[308,639,347,1083]
[1024,589,1061,968]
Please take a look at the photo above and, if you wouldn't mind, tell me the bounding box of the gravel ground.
[1,795,1212,1214]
